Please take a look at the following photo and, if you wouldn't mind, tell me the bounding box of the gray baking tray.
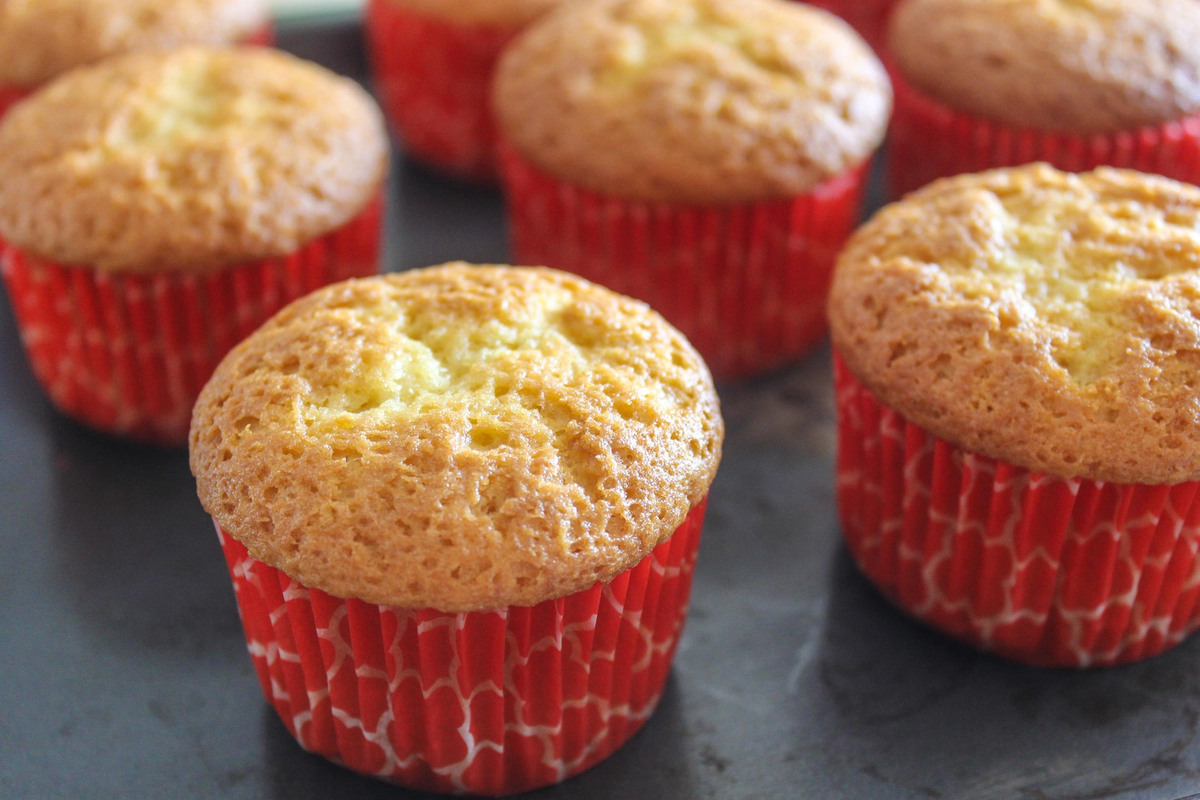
[3,15,1200,800]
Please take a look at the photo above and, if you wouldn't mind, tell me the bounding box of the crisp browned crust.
[0,0,270,87]
[190,264,724,611]
[493,0,891,204]
[0,46,388,273]
[828,164,1200,484]
[888,0,1200,133]
[381,0,564,27]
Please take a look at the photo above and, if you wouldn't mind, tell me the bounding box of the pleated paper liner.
[216,499,707,796]
[887,69,1200,200]
[499,141,869,380]
[0,193,383,446]
[365,0,514,182]
[833,353,1200,668]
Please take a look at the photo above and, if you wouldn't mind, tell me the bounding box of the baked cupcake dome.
[364,0,564,181]
[494,0,891,378]
[495,0,889,204]
[0,0,272,117]
[0,46,386,274]
[829,163,1200,666]
[885,0,1200,197]
[191,263,724,610]
[190,264,723,793]
[0,46,389,443]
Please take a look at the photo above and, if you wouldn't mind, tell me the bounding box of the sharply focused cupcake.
[886,0,1200,199]
[364,0,564,181]
[0,0,273,120]
[0,46,389,445]
[494,0,891,380]
[828,163,1200,668]
[189,263,724,795]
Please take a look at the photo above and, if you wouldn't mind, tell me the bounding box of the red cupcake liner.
[499,142,869,380]
[365,0,516,182]
[216,499,707,796]
[0,192,383,445]
[887,69,1200,199]
[833,353,1200,667]
[799,0,900,53]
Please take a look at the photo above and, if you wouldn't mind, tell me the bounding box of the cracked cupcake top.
[0,46,388,273]
[888,0,1200,133]
[493,0,891,204]
[829,163,1200,484]
[0,0,270,87]
[190,263,724,611]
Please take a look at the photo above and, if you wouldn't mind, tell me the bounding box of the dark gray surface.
[3,15,1200,800]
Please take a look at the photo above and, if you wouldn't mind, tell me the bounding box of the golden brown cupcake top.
[381,0,565,27]
[888,0,1200,133]
[0,46,388,273]
[190,263,724,611]
[829,164,1200,484]
[0,0,270,88]
[493,0,891,204]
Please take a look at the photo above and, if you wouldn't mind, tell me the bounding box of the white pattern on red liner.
[0,195,382,444]
[834,354,1200,667]
[217,501,705,796]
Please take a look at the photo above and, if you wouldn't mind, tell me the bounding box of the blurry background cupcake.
[0,46,389,445]
[364,0,565,182]
[801,0,900,54]
[494,0,891,380]
[886,0,1200,199]
[189,263,724,795]
[828,163,1200,668]
[0,0,273,120]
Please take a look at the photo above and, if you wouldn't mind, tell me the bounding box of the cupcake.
[801,0,900,54]
[886,0,1200,199]
[188,263,724,795]
[0,0,273,120]
[0,46,389,445]
[494,0,891,380]
[828,163,1200,668]
[364,0,563,181]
